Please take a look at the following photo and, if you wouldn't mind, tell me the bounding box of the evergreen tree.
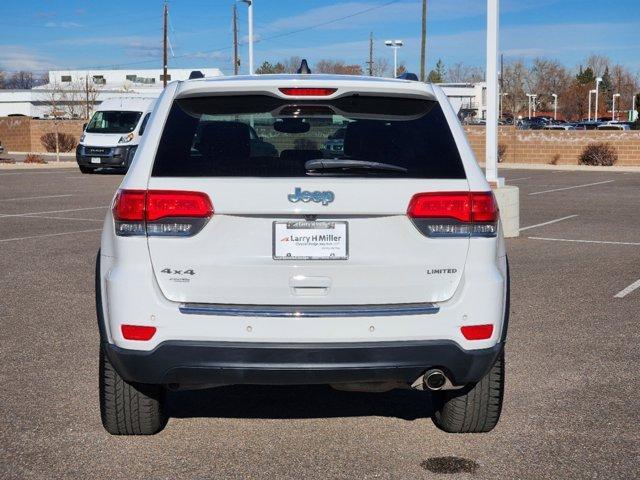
[576,66,595,84]
[427,59,446,83]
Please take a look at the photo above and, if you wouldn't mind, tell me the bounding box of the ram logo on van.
[287,187,335,206]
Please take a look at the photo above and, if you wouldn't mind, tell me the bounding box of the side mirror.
[83,123,87,130]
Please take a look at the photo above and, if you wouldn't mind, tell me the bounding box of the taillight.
[461,324,494,340]
[278,87,337,96]
[113,189,213,237]
[407,192,498,238]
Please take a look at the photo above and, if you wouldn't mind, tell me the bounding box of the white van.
[76,97,156,174]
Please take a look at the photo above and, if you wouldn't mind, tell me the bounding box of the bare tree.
[314,60,363,75]
[7,71,36,89]
[526,58,571,110]
[501,60,530,117]
[371,56,390,77]
[446,62,484,83]
[281,56,302,73]
[585,54,611,78]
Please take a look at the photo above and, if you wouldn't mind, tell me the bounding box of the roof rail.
[189,70,204,79]
[396,72,419,81]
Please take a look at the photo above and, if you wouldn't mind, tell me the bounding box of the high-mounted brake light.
[278,87,337,96]
[407,192,498,238]
[121,324,157,341]
[113,190,213,237]
[461,324,494,340]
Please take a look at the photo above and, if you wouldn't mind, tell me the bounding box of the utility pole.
[232,4,239,75]
[419,0,427,81]
[163,1,168,87]
[366,32,374,76]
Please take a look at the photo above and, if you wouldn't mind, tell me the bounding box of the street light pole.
[485,0,499,184]
[612,93,620,122]
[594,76,602,122]
[588,89,596,121]
[241,0,254,74]
[551,93,558,121]
[384,40,403,77]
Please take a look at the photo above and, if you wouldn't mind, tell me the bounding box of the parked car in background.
[322,127,346,157]
[543,124,577,130]
[517,117,548,130]
[573,121,602,130]
[597,122,631,131]
[76,97,156,174]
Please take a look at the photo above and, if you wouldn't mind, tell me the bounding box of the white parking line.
[519,215,578,231]
[0,171,73,176]
[1,194,73,202]
[529,236,640,246]
[507,176,532,182]
[0,228,102,243]
[614,279,640,298]
[0,206,108,218]
[18,215,103,222]
[529,180,614,195]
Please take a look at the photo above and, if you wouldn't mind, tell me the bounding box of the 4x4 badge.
[287,187,335,206]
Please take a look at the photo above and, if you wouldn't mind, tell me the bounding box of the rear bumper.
[105,339,503,386]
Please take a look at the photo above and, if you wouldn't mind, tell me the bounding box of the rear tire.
[79,166,93,174]
[432,348,504,433]
[99,345,167,435]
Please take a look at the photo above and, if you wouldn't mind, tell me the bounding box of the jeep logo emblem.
[287,187,335,206]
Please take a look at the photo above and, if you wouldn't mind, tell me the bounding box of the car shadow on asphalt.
[166,385,437,420]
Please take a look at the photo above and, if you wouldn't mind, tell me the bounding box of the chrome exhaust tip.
[423,369,447,391]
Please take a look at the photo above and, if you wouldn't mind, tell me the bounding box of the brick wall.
[2,116,639,164]
[464,126,640,166]
[0,117,84,152]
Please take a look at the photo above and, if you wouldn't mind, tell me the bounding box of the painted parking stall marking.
[614,279,640,299]
[529,237,640,246]
[529,180,614,196]
[519,215,578,232]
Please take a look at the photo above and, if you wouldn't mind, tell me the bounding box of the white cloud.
[44,21,83,28]
[0,46,56,71]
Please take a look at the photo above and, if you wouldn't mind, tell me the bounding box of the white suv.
[97,69,509,435]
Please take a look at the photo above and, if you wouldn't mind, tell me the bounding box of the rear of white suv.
[97,73,509,435]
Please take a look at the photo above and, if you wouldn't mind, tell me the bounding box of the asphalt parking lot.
[1,166,638,479]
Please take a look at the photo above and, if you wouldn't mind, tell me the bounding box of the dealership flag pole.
[485,0,499,183]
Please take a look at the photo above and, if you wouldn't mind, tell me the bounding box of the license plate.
[91,157,101,164]
[273,221,348,260]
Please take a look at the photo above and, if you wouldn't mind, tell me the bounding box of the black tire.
[79,165,94,174]
[432,348,505,433]
[99,344,167,435]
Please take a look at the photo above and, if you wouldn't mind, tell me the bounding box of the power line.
[54,0,403,71]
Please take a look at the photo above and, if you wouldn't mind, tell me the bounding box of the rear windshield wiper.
[305,159,408,175]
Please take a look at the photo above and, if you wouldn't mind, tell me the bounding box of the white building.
[0,68,223,118]
[438,82,487,121]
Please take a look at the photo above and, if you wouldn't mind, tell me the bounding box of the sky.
[1,0,639,76]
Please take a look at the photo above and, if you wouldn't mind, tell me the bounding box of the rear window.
[151,95,465,178]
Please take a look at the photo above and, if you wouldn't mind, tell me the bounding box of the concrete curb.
[480,162,640,172]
